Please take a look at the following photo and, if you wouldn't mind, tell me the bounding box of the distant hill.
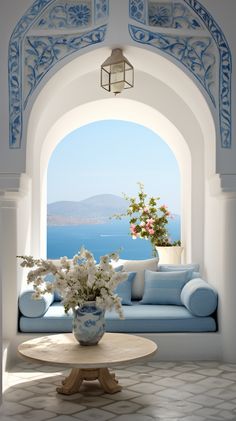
[47,194,128,226]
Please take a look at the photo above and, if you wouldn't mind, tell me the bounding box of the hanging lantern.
[101,48,134,95]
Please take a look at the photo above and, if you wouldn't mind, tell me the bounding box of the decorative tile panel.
[183,0,232,148]
[23,26,107,109]
[129,0,232,148]
[35,1,92,29]
[8,0,232,149]
[8,0,108,148]
[129,25,216,105]
[34,0,108,28]
[129,0,146,24]
[8,0,54,149]
[148,2,203,29]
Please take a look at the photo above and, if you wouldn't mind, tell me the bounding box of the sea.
[47,219,180,262]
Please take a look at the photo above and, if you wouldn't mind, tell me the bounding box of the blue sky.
[47,120,180,214]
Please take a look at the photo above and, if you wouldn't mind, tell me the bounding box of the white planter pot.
[155,246,184,264]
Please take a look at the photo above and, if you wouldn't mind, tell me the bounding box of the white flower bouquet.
[18,247,128,319]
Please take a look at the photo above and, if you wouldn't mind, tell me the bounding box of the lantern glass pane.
[101,68,110,91]
[124,67,133,87]
[124,62,132,71]
[110,62,125,94]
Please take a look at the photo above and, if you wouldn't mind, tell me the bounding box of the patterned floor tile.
[219,364,236,372]
[102,400,141,414]
[155,388,194,401]
[147,362,177,369]
[128,364,154,373]
[222,372,236,381]
[196,377,234,388]
[14,409,55,421]
[128,381,163,394]
[205,387,236,400]
[3,360,236,420]
[175,372,206,382]
[114,416,154,421]
[180,416,206,421]
[104,389,140,401]
[217,410,236,419]
[150,369,180,377]
[193,407,220,417]
[154,377,186,388]
[216,402,236,410]
[194,368,223,376]
[73,407,115,420]
[0,402,29,416]
[0,416,18,421]
[45,417,80,421]
[21,395,85,414]
[187,394,224,406]
[4,388,34,401]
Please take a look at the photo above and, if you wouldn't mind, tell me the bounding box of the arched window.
[47,120,180,261]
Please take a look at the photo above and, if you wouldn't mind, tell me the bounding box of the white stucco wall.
[1,3,236,402]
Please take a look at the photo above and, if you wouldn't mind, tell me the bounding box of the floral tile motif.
[8,0,232,149]
[34,0,108,29]
[128,0,232,149]
[8,0,108,149]
[148,1,203,29]
[95,0,109,21]
[35,1,92,29]
[129,0,146,24]
[129,26,216,106]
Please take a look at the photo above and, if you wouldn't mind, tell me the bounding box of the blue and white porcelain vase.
[73,301,106,346]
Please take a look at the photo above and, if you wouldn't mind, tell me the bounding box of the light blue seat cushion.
[19,301,216,333]
[105,303,216,332]
[19,302,72,332]
[141,270,190,305]
[19,290,54,318]
[115,272,136,305]
[181,278,218,316]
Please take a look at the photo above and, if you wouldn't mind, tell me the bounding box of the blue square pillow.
[115,272,136,305]
[140,269,190,305]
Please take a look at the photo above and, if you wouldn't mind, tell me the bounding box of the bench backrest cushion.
[158,263,200,272]
[115,272,136,305]
[122,258,159,300]
[141,269,190,305]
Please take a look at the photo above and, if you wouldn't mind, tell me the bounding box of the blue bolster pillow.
[19,290,54,317]
[180,278,218,316]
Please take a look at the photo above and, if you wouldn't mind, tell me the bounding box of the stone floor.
[1,360,236,421]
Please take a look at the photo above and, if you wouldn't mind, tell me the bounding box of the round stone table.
[18,332,158,395]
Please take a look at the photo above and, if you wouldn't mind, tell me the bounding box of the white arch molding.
[25,46,216,269]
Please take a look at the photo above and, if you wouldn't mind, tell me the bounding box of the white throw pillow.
[123,257,159,300]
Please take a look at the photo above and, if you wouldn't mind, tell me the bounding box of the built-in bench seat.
[18,260,218,334]
[19,301,216,333]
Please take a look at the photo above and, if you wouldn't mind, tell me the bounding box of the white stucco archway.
[25,47,216,269]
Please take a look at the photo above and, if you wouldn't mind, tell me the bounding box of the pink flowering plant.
[115,182,180,253]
